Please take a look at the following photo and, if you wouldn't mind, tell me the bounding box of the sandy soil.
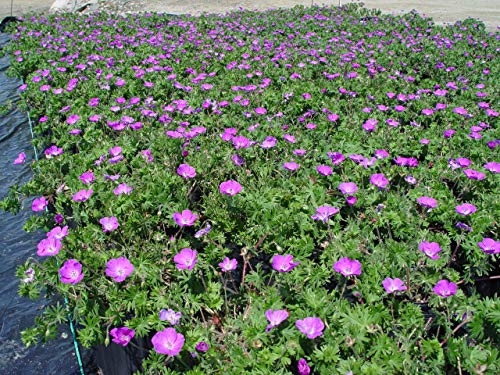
[1,0,498,31]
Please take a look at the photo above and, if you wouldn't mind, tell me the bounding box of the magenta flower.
[419,241,442,260]
[232,135,250,149]
[47,225,69,240]
[382,278,407,294]
[417,196,437,209]
[311,205,339,223]
[327,113,339,122]
[484,162,500,173]
[37,237,62,257]
[283,161,300,171]
[463,169,486,180]
[72,189,93,202]
[295,317,324,339]
[66,114,79,125]
[44,145,63,157]
[477,238,500,254]
[339,182,358,195]
[113,183,133,196]
[271,254,300,273]
[14,152,26,165]
[79,171,95,184]
[346,196,357,206]
[297,358,311,375]
[433,280,458,298]
[106,257,134,282]
[370,173,389,189]
[219,180,242,196]
[177,164,196,178]
[173,209,198,226]
[333,257,362,277]
[59,259,84,284]
[455,203,477,216]
[195,341,209,352]
[284,134,297,143]
[152,328,185,356]
[159,308,182,325]
[32,196,48,212]
[219,257,237,272]
[254,107,267,115]
[174,248,198,270]
[316,165,333,176]
[328,152,345,165]
[110,327,135,346]
[261,136,277,149]
[265,309,289,332]
[100,217,119,232]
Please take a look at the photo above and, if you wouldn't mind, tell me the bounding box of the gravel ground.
[1,0,498,31]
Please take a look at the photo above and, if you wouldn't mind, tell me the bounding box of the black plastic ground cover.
[0,30,97,375]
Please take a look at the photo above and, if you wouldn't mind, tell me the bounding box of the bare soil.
[1,0,498,31]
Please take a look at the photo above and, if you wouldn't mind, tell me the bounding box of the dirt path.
[1,0,498,31]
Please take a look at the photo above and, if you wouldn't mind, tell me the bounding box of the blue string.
[23,82,85,375]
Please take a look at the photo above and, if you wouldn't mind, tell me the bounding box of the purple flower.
[339,182,358,195]
[419,241,442,260]
[374,149,389,159]
[194,223,212,238]
[265,309,289,332]
[32,196,48,212]
[110,327,135,346]
[382,278,407,294]
[195,342,209,352]
[66,114,79,125]
[311,205,339,223]
[284,134,297,143]
[14,152,26,165]
[174,248,198,270]
[141,149,154,162]
[316,165,333,176]
[23,267,35,283]
[177,164,196,178]
[346,196,357,206]
[433,280,458,298]
[113,183,133,196]
[333,257,362,277]
[283,161,300,171]
[79,171,95,184]
[72,189,93,202]
[59,259,84,284]
[106,257,134,282]
[37,237,62,257]
[173,210,198,226]
[219,257,237,272]
[328,152,345,165]
[370,173,389,189]
[261,136,277,149]
[54,214,64,224]
[232,135,250,149]
[219,180,242,196]
[455,203,477,216]
[477,238,500,254]
[44,145,63,157]
[100,217,119,232]
[295,317,324,339]
[47,226,69,240]
[417,196,437,209]
[159,309,182,325]
[271,254,300,273]
[327,113,339,122]
[456,222,473,232]
[443,129,456,138]
[297,358,311,375]
[484,162,500,174]
[152,328,185,356]
[463,169,486,180]
[232,154,246,166]
[254,107,267,115]
[362,118,378,132]
[405,176,417,185]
